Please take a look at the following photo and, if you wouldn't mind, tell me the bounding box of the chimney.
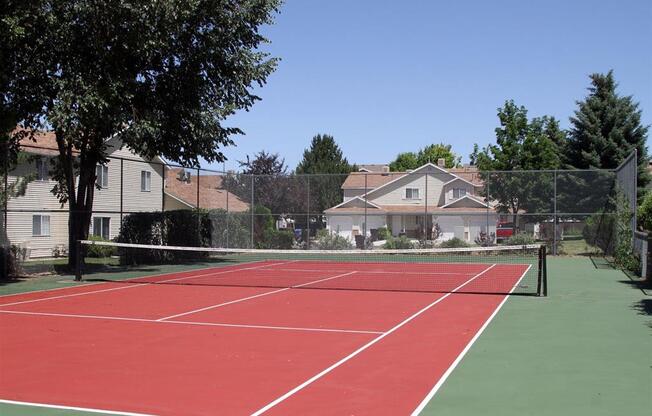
[437,158,446,168]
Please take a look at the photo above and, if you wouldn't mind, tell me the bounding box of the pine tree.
[296,134,354,216]
[567,70,649,197]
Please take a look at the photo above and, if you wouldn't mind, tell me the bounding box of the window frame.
[32,215,51,237]
[35,159,48,181]
[405,188,420,200]
[92,217,111,240]
[453,188,467,199]
[96,165,109,189]
[141,170,152,192]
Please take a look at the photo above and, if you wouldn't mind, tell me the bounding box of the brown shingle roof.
[165,168,249,212]
[324,204,492,215]
[341,172,406,189]
[341,165,484,190]
[17,130,71,156]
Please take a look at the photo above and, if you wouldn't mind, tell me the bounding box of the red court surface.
[0,260,530,415]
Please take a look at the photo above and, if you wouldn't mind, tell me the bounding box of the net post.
[74,240,82,281]
[538,244,547,296]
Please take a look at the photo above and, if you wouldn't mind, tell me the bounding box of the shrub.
[638,190,652,231]
[86,235,118,258]
[505,233,535,246]
[1,246,21,280]
[258,229,294,249]
[315,231,354,250]
[376,227,392,241]
[383,236,415,249]
[439,237,469,248]
[208,209,251,248]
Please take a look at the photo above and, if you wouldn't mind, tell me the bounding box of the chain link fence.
[1,143,638,278]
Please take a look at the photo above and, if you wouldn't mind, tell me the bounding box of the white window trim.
[141,170,152,192]
[96,165,109,189]
[36,159,48,181]
[405,188,420,200]
[32,215,51,237]
[93,217,111,240]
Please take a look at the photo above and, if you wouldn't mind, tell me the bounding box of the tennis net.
[76,241,547,296]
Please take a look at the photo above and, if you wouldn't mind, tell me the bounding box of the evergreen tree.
[567,70,649,198]
[295,134,354,216]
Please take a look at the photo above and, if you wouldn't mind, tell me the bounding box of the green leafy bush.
[638,190,652,231]
[315,231,354,250]
[1,246,20,280]
[438,237,469,248]
[86,235,118,258]
[383,236,415,249]
[258,229,295,249]
[376,227,392,241]
[505,233,535,246]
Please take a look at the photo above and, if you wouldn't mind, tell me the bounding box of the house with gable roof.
[324,161,497,242]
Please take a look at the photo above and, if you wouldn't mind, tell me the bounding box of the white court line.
[256,267,474,276]
[249,263,498,416]
[0,261,286,308]
[410,264,533,415]
[0,309,383,335]
[0,399,153,416]
[156,271,358,321]
[0,258,274,300]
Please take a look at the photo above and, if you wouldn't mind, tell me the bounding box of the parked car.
[496,222,515,242]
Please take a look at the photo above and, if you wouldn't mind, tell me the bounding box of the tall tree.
[471,101,563,221]
[389,143,460,171]
[224,151,306,216]
[567,70,649,198]
[295,134,354,215]
[3,0,281,270]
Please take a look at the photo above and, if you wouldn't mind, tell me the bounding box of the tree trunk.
[69,160,97,278]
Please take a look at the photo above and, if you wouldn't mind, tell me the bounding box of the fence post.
[424,171,428,242]
[364,173,368,249]
[250,175,254,249]
[486,173,490,244]
[120,159,124,230]
[2,141,8,280]
[196,167,201,246]
[226,174,229,248]
[306,176,310,250]
[553,170,558,255]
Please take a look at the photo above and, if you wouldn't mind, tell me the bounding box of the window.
[405,188,420,199]
[32,215,50,236]
[96,165,109,188]
[141,171,152,192]
[93,217,111,240]
[453,188,467,199]
[36,159,48,181]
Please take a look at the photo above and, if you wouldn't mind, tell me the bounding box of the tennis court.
[0,243,542,415]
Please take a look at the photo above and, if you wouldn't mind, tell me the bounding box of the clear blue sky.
[210,0,652,172]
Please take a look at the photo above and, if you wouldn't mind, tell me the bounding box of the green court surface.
[1,256,650,415]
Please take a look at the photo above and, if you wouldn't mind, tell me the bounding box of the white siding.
[368,171,450,208]
[343,189,366,201]
[5,137,164,257]
[6,211,68,258]
[326,214,386,239]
